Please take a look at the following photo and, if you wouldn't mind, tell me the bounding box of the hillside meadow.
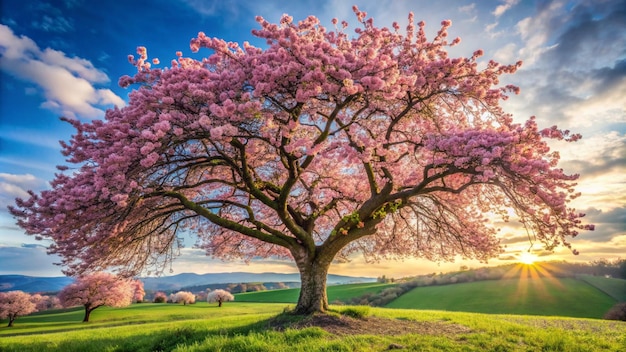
[385,277,616,318]
[235,282,397,304]
[578,274,626,302]
[1,302,625,351]
[236,275,620,319]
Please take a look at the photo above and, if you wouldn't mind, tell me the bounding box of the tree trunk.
[83,306,93,322]
[294,253,331,314]
[218,299,222,307]
[7,314,15,327]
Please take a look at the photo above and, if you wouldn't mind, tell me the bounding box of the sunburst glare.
[520,251,538,265]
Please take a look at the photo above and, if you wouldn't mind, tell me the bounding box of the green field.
[235,282,397,303]
[2,276,625,351]
[578,275,626,301]
[1,302,625,351]
[385,277,616,318]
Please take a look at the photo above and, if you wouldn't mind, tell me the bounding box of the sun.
[519,251,538,265]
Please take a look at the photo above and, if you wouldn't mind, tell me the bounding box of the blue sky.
[1,0,624,277]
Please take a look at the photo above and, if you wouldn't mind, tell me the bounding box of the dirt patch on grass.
[269,313,472,337]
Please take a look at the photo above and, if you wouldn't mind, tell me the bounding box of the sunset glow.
[519,252,538,265]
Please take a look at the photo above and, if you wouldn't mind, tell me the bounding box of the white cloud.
[458,3,476,14]
[564,79,626,126]
[0,173,39,186]
[0,173,46,209]
[0,24,125,119]
[493,0,520,18]
[493,42,518,63]
[552,131,626,212]
[485,21,499,33]
[514,1,566,67]
[0,181,30,200]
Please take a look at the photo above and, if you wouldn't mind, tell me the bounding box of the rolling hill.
[235,282,397,303]
[236,275,620,319]
[385,276,617,318]
[1,302,625,351]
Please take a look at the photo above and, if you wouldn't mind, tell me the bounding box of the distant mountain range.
[0,275,74,293]
[0,272,375,293]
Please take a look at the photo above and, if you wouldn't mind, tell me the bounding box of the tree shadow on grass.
[1,310,472,352]
[0,311,304,352]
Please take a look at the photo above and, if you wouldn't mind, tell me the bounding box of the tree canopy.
[0,290,38,327]
[207,289,235,307]
[57,272,135,322]
[10,7,593,314]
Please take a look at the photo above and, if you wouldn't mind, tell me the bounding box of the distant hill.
[0,272,375,293]
[141,272,376,291]
[0,275,74,293]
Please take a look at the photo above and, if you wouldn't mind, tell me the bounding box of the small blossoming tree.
[57,272,134,322]
[0,290,37,327]
[132,280,145,303]
[173,291,195,305]
[207,289,234,307]
[153,291,167,303]
[10,7,593,314]
[31,293,62,311]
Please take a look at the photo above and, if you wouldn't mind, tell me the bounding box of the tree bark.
[7,314,15,327]
[294,252,332,314]
[83,305,93,322]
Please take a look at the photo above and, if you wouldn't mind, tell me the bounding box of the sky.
[0,0,624,278]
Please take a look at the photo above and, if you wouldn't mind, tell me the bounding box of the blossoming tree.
[153,292,167,303]
[10,7,593,314]
[207,289,234,307]
[57,272,134,322]
[173,291,195,305]
[0,291,37,327]
[31,293,62,311]
[132,280,145,303]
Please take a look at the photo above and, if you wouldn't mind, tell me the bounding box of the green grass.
[1,302,625,351]
[385,277,616,318]
[578,275,626,301]
[0,302,284,337]
[235,287,299,303]
[235,282,396,303]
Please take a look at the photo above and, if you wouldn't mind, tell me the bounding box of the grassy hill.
[385,277,616,318]
[236,275,619,319]
[1,302,625,351]
[235,282,397,303]
[578,275,626,302]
